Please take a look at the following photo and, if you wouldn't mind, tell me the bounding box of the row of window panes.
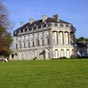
[15,23,70,35]
[15,39,50,49]
[27,23,69,32]
[20,24,48,33]
[15,23,51,34]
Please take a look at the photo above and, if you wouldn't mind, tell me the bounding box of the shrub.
[59,57,67,59]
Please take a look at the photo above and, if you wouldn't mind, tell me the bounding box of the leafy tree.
[76,36,88,43]
[76,37,85,41]
[85,38,88,41]
[0,1,12,57]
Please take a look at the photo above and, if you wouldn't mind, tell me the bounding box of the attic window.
[21,29,23,32]
[17,30,19,34]
[34,24,36,26]
[14,31,16,35]
[43,24,46,27]
[29,27,32,31]
[38,25,41,29]
[60,23,64,27]
[66,24,69,27]
[34,26,36,30]
[48,23,51,26]
[14,31,17,36]
[55,23,58,26]
[25,28,27,32]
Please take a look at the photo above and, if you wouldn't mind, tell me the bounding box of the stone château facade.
[12,15,76,60]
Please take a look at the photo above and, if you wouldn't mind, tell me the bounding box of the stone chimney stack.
[42,15,48,22]
[20,22,24,27]
[29,19,34,24]
[53,14,59,21]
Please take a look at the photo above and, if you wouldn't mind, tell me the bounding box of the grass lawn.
[0,59,88,88]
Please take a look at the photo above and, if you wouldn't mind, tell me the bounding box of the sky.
[3,0,88,38]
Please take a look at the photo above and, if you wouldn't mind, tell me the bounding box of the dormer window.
[16,30,19,35]
[66,24,69,27]
[60,23,64,27]
[29,27,32,31]
[55,23,58,26]
[25,28,27,32]
[38,25,41,29]
[34,26,36,30]
[43,24,46,27]
[48,23,51,27]
[14,31,17,36]
[34,24,36,26]
[21,29,23,32]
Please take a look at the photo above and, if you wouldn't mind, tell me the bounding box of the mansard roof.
[13,15,75,36]
[76,42,87,48]
[15,17,71,31]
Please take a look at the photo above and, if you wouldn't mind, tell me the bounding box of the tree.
[76,36,88,43]
[76,37,84,42]
[0,1,12,57]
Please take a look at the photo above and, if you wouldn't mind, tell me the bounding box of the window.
[20,42,22,48]
[21,29,23,32]
[16,43,18,49]
[28,42,30,47]
[66,49,70,58]
[14,30,19,36]
[60,23,64,27]
[66,24,69,27]
[22,41,25,48]
[14,31,16,36]
[33,41,34,47]
[37,40,40,46]
[48,23,51,27]
[55,23,58,26]
[24,42,26,48]
[72,49,74,54]
[29,27,32,31]
[38,25,41,29]
[25,28,27,32]
[61,49,64,57]
[43,24,46,27]
[54,49,58,58]
[47,38,50,45]
[17,30,19,34]
[42,39,44,46]
[34,26,36,30]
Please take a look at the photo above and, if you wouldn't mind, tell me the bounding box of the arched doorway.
[60,49,64,57]
[66,49,70,58]
[55,49,58,58]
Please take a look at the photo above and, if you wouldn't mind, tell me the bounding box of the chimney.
[42,15,48,22]
[20,22,24,27]
[29,19,34,24]
[53,14,59,21]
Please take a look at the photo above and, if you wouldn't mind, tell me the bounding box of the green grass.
[0,59,88,88]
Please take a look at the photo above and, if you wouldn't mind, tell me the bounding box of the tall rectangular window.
[28,42,30,47]
[37,40,40,46]
[47,38,50,45]
[16,43,18,49]
[20,42,21,48]
[24,42,26,48]
[33,41,34,47]
[42,39,44,46]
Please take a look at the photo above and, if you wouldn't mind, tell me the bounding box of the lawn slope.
[0,59,88,88]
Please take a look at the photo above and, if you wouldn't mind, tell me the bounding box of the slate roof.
[15,17,71,31]
[13,16,75,36]
[76,42,87,48]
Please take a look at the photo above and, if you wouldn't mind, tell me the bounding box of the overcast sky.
[3,0,88,38]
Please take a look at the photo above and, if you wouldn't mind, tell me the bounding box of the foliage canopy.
[0,1,12,57]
